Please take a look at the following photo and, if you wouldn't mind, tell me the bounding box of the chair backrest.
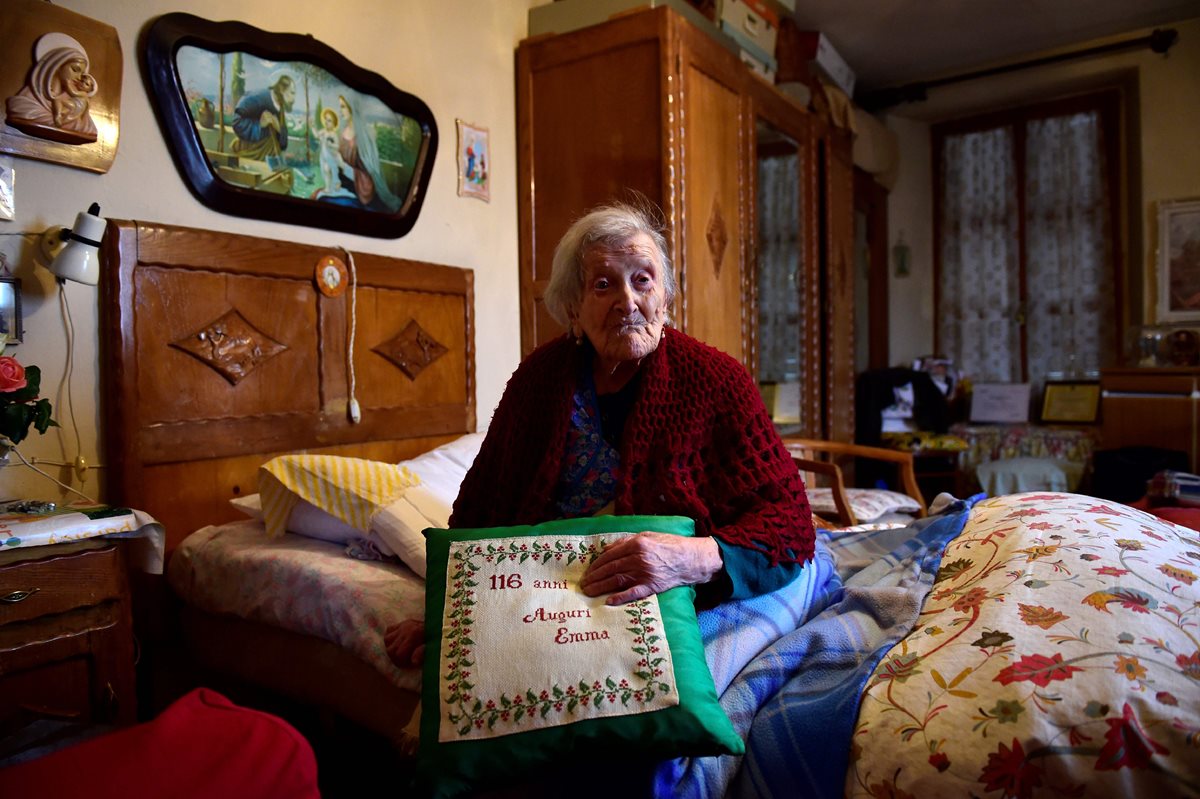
[781,436,928,528]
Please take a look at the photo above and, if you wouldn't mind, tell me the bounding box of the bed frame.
[99,219,475,753]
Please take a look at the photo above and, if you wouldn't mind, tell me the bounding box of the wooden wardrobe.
[516,5,855,441]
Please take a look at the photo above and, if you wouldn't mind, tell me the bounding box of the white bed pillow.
[372,433,487,577]
[228,493,396,555]
[806,487,922,523]
[229,433,486,578]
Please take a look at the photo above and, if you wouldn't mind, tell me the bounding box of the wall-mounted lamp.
[38,203,104,285]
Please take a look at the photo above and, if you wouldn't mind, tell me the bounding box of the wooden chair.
[781,436,928,528]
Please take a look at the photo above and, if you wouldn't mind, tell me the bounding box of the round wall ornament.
[315,255,348,297]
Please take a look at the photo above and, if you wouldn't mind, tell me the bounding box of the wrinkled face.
[575,232,668,369]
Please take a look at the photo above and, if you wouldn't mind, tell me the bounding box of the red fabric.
[452,328,814,564]
[1129,497,1200,533]
[0,688,319,799]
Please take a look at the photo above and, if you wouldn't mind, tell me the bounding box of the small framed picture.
[456,119,489,202]
[1040,381,1101,424]
[969,382,1031,424]
[1157,198,1200,323]
[0,277,22,344]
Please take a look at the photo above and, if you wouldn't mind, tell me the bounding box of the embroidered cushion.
[806,487,922,522]
[417,515,743,798]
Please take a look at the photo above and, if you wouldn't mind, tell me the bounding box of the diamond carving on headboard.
[706,197,728,279]
[170,309,287,385]
[373,319,448,381]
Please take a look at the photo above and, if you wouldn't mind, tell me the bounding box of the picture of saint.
[174,45,423,211]
[231,72,294,167]
[5,32,99,145]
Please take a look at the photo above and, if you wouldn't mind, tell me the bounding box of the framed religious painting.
[456,119,490,202]
[142,13,437,238]
[0,0,122,174]
[1157,198,1200,323]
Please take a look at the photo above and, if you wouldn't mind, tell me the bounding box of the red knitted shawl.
[451,328,814,565]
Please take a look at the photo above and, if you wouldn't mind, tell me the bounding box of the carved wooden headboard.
[100,220,475,553]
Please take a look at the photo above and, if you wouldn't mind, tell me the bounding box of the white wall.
[883,15,1200,369]
[882,116,934,366]
[1,0,539,502]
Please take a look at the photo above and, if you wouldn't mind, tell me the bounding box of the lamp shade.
[49,203,104,285]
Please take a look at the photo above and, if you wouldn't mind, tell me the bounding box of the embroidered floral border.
[440,537,674,737]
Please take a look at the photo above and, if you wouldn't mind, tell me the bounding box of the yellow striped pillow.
[258,454,420,539]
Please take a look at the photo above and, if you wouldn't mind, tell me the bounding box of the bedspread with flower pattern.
[846,492,1200,798]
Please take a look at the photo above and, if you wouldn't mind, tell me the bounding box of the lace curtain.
[1024,111,1115,383]
[938,108,1114,385]
[757,152,802,383]
[938,127,1022,381]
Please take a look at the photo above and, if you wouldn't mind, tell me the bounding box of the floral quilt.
[847,492,1200,798]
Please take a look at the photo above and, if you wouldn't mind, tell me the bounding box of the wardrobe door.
[675,31,751,365]
[753,100,820,436]
[820,127,857,442]
[516,13,668,356]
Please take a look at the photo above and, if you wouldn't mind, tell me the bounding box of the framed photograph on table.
[1040,381,1101,424]
[1157,198,1200,323]
[0,277,21,344]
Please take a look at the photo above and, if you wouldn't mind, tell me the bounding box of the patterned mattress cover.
[167,520,424,690]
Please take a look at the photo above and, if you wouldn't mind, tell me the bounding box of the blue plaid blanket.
[655,498,978,799]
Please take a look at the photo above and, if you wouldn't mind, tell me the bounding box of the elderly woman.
[387,201,813,665]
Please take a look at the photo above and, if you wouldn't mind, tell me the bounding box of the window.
[933,91,1122,388]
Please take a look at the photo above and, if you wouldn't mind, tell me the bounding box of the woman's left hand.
[580,532,722,605]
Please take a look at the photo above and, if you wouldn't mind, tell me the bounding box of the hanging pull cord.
[341,248,361,424]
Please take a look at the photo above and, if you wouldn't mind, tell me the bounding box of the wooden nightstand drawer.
[0,544,124,626]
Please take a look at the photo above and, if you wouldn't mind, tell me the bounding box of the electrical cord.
[58,282,87,479]
[6,444,96,503]
[341,247,361,424]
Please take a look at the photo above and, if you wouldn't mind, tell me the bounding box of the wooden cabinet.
[516,6,855,440]
[1100,368,1199,471]
[0,540,137,732]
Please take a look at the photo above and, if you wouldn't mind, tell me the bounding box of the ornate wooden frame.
[141,13,437,238]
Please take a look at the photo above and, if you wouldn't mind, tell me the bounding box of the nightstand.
[0,539,137,736]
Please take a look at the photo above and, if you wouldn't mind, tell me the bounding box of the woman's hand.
[580,533,722,605]
[384,619,425,668]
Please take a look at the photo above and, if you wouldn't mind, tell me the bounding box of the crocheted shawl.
[450,328,814,565]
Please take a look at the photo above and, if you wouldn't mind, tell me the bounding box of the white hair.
[543,201,675,328]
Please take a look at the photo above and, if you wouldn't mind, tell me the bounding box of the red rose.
[0,356,27,392]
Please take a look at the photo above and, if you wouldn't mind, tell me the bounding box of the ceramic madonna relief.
[0,0,122,173]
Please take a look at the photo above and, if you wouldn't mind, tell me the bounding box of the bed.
[100,221,1200,797]
[99,219,474,753]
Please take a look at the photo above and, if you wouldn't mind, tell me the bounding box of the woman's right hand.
[384,619,425,668]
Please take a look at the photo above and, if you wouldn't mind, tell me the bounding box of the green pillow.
[416,515,743,798]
